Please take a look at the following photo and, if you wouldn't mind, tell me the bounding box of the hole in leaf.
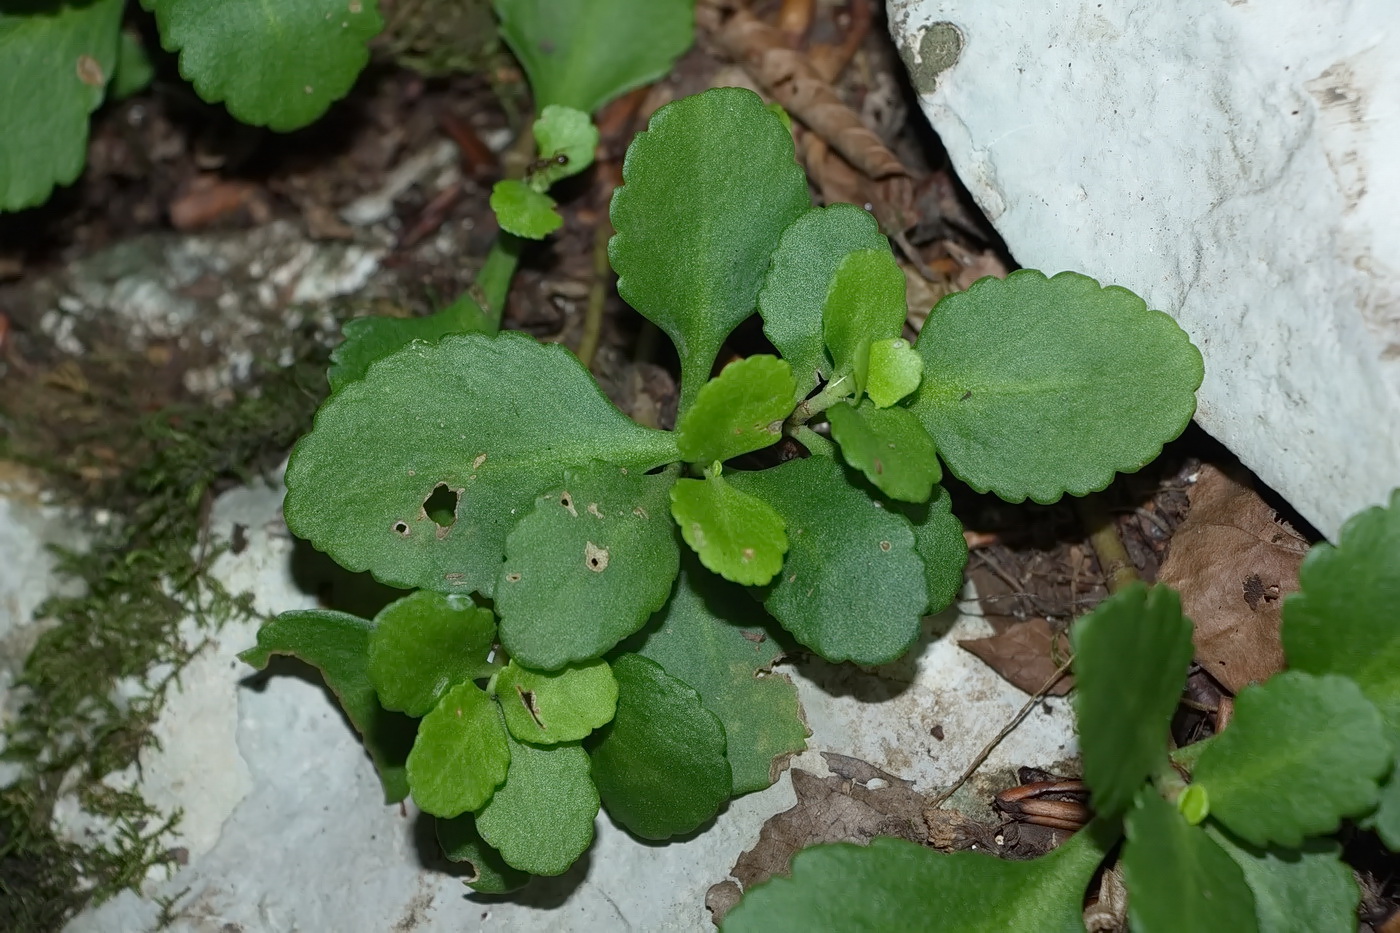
[585,541,610,572]
[517,686,545,728]
[392,521,410,536]
[424,484,459,527]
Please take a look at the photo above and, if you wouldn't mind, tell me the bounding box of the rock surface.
[889,0,1400,539]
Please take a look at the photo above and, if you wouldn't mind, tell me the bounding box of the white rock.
[888,0,1400,539]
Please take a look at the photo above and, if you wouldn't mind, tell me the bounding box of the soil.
[1,1,1396,931]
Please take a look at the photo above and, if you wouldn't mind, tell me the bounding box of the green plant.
[726,490,1400,932]
[243,85,1202,889]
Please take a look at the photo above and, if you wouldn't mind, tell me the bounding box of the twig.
[1075,495,1139,594]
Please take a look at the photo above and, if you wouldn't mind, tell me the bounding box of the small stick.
[1075,494,1139,594]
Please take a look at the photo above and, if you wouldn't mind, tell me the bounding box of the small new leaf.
[406,682,509,818]
[676,355,795,465]
[1070,584,1194,819]
[367,591,496,717]
[1192,671,1390,848]
[1207,829,1359,933]
[436,814,530,894]
[491,179,563,239]
[497,465,679,669]
[826,400,941,503]
[866,337,923,408]
[529,105,597,189]
[588,654,731,840]
[496,659,618,745]
[670,466,788,587]
[822,247,908,396]
[475,736,599,876]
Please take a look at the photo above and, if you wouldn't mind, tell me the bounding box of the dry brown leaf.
[960,618,1075,696]
[798,132,916,232]
[169,175,268,231]
[1157,464,1308,692]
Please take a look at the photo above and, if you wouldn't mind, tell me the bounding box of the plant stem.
[577,221,613,369]
[1075,495,1139,594]
[474,233,522,331]
[786,374,853,429]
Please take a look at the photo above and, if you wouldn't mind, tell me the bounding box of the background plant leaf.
[908,270,1204,503]
[496,465,679,669]
[890,484,967,615]
[496,659,617,745]
[494,0,694,115]
[826,400,940,503]
[1123,789,1258,933]
[111,26,154,102]
[866,338,922,408]
[757,204,889,399]
[529,104,597,189]
[367,591,496,717]
[822,247,907,396]
[406,682,510,818]
[475,735,598,876]
[633,562,806,794]
[588,654,731,839]
[142,0,382,131]
[1070,584,1194,818]
[728,456,927,665]
[327,300,494,393]
[723,827,1109,933]
[1192,671,1389,847]
[436,813,531,894]
[0,0,123,212]
[670,468,788,587]
[240,610,414,803]
[1207,829,1358,933]
[1369,773,1400,851]
[676,355,795,465]
[490,179,562,239]
[610,87,810,412]
[284,332,678,598]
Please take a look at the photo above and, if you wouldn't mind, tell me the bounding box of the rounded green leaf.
[822,247,908,396]
[1369,771,1400,851]
[497,465,679,669]
[867,337,923,408]
[676,355,796,465]
[1283,489,1400,745]
[1069,584,1194,819]
[1178,785,1210,825]
[366,592,495,717]
[890,484,967,615]
[908,270,1204,503]
[1123,789,1258,933]
[1207,829,1359,933]
[727,456,928,665]
[436,814,531,894]
[670,467,788,587]
[530,105,598,189]
[284,332,679,598]
[826,400,941,503]
[725,827,1109,933]
[142,0,382,131]
[635,562,806,795]
[757,204,890,398]
[496,659,618,745]
[1192,671,1390,848]
[406,682,509,818]
[610,87,811,411]
[490,179,563,240]
[327,299,493,393]
[0,0,123,212]
[588,654,731,840]
[476,736,598,876]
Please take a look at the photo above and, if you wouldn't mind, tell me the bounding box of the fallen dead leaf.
[1158,464,1308,692]
[960,617,1074,697]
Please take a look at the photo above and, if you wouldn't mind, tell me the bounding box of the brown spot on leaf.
[560,492,577,517]
[588,503,604,519]
[873,458,884,475]
[517,686,545,728]
[472,453,487,470]
[634,506,649,519]
[76,55,104,87]
[505,572,521,583]
[742,547,756,562]
[879,540,891,552]
[585,541,609,572]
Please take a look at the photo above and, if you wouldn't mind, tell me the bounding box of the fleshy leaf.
[867,337,923,408]
[496,465,679,669]
[890,484,967,614]
[405,682,510,818]
[0,0,123,212]
[908,270,1204,503]
[1207,828,1358,933]
[1069,583,1194,819]
[367,591,496,717]
[1370,772,1400,851]
[111,27,155,101]
[728,456,927,665]
[495,0,693,115]
[757,204,890,398]
[1283,489,1400,745]
[826,400,941,503]
[588,654,731,839]
[327,300,494,393]
[822,247,908,396]
[1123,789,1258,933]
[475,736,599,876]
[284,332,679,598]
[676,355,796,465]
[141,0,382,131]
[496,659,618,745]
[1192,671,1389,847]
[490,179,562,239]
[670,466,788,587]
[240,610,414,803]
[528,104,598,190]
[436,813,531,894]
[724,826,1109,933]
[610,87,811,412]
[634,562,806,794]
